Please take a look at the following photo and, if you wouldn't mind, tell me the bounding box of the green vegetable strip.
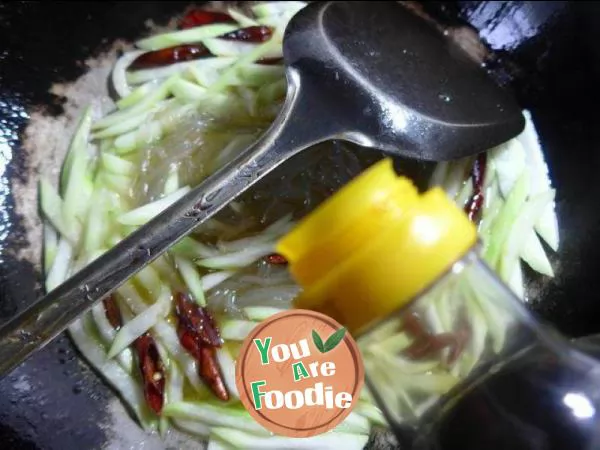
[460,285,488,375]
[370,332,411,355]
[461,276,510,353]
[251,2,307,18]
[60,105,93,194]
[215,347,239,400]
[117,186,191,226]
[238,64,284,87]
[163,166,179,196]
[150,255,185,291]
[100,153,135,176]
[108,285,171,359]
[174,419,211,438]
[90,302,134,374]
[169,237,217,260]
[43,221,58,275]
[203,39,282,59]
[69,313,158,429]
[45,237,73,292]
[93,75,180,130]
[98,172,131,196]
[220,320,259,341]
[162,401,270,434]
[166,360,185,404]
[136,24,239,51]
[159,416,170,438]
[200,271,235,292]
[428,161,448,189]
[113,121,163,153]
[210,38,282,92]
[117,282,207,394]
[112,50,146,98]
[227,8,259,27]
[195,243,275,270]
[484,170,530,269]
[520,230,554,277]
[116,82,155,109]
[83,187,111,254]
[175,256,207,306]
[62,134,95,242]
[92,112,150,139]
[500,189,555,280]
[133,265,164,298]
[126,58,235,86]
[40,178,76,244]
[170,78,208,101]
[206,438,232,450]
[243,306,286,321]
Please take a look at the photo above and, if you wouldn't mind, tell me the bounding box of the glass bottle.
[276,158,600,450]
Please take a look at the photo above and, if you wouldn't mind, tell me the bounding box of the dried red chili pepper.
[464,153,487,222]
[134,333,166,415]
[175,293,229,401]
[404,332,457,358]
[176,293,223,347]
[401,311,471,366]
[257,57,284,65]
[180,10,236,30]
[265,253,288,265]
[128,26,274,71]
[129,44,212,70]
[103,296,122,330]
[198,346,229,401]
[402,312,428,338]
[103,296,165,415]
[219,26,273,43]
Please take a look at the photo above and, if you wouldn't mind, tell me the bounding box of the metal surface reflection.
[564,392,595,420]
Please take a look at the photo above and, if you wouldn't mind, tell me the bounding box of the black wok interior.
[0,1,599,448]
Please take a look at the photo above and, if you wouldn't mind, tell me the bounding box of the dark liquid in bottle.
[413,345,600,450]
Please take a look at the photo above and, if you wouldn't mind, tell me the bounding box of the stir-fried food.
[39,2,559,449]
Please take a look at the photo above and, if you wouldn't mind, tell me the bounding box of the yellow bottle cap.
[275,158,478,335]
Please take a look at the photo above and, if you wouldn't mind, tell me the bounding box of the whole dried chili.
[102,296,166,415]
[180,10,236,29]
[401,311,471,366]
[265,253,288,265]
[128,25,275,71]
[129,44,212,70]
[103,296,122,330]
[464,153,487,223]
[175,293,229,401]
[134,333,166,415]
[257,57,284,65]
[219,26,273,43]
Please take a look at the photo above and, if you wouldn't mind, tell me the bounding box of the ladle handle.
[0,69,325,377]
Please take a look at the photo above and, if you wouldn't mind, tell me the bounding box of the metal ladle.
[0,1,525,375]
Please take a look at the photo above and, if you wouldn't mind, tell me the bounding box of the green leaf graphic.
[323,327,347,353]
[312,330,325,353]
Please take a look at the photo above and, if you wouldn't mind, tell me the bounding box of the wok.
[0,1,599,449]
